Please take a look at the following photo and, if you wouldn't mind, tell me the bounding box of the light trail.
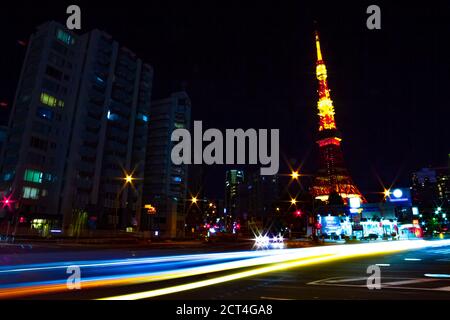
[1,240,449,299]
[99,239,450,300]
[0,247,337,298]
[0,249,294,274]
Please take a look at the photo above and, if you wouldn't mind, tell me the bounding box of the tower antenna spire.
[315,29,323,62]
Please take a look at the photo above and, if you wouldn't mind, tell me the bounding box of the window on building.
[45,65,63,80]
[56,29,75,45]
[30,136,48,151]
[42,78,60,93]
[24,169,43,183]
[137,113,148,122]
[43,173,54,182]
[107,110,119,121]
[172,176,182,183]
[40,92,64,108]
[51,40,68,55]
[48,52,65,68]
[22,187,40,199]
[36,106,54,120]
[3,171,14,181]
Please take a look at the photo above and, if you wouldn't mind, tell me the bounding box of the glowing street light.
[290,198,297,205]
[124,174,134,184]
[383,189,391,198]
[291,171,299,180]
[191,196,198,204]
[115,171,135,232]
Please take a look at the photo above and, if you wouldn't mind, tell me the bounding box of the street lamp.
[115,172,134,232]
[290,198,297,205]
[383,189,391,199]
[291,171,299,180]
[125,174,133,184]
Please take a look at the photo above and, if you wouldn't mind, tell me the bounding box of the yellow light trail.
[99,240,450,300]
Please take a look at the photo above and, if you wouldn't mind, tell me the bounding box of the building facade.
[224,169,244,219]
[0,21,153,233]
[142,91,191,238]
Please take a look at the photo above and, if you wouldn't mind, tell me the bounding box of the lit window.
[24,169,43,183]
[137,113,148,122]
[95,76,105,84]
[3,172,14,181]
[22,187,40,199]
[56,29,75,45]
[40,92,64,108]
[43,173,54,182]
[107,110,119,121]
[36,106,54,120]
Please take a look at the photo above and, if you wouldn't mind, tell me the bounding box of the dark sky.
[1,1,449,199]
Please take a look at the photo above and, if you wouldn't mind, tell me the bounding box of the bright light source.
[291,171,299,179]
[383,189,391,198]
[393,189,403,198]
[290,198,297,205]
[412,207,419,216]
[254,235,270,248]
[125,175,133,184]
[349,197,361,209]
[191,197,198,204]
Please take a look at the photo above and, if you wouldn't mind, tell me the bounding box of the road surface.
[0,240,449,300]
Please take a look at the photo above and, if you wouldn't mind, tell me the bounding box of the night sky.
[1,1,449,199]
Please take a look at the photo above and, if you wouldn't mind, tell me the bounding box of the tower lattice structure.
[311,31,364,203]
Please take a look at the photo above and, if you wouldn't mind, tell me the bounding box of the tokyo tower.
[311,30,365,203]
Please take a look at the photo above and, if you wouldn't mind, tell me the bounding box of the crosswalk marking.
[308,276,450,293]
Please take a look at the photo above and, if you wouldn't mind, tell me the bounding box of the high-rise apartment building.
[142,91,191,238]
[225,170,244,218]
[0,21,153,232]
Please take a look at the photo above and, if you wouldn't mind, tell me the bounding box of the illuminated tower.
[311,31,364,203]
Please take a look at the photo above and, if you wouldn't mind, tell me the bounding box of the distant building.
[142,91,191,238]
[224,170,244,219]
[235,171,282,236]
[0,21,153,233]
[411,165,449,233]
[238,172,280,220]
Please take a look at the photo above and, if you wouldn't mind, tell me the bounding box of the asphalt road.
[2,241,447,300]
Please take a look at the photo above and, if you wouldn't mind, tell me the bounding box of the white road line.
[383,278,437,286]
[327,277,368,283]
